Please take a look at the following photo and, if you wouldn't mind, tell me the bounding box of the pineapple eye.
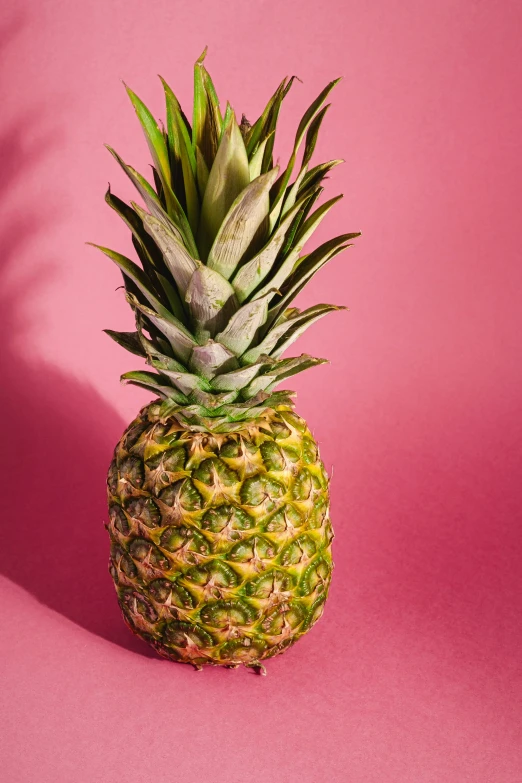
[301,437,319,464]
[163,621,214,651]
[227,535,279,564]
[125,497,162,528]
[183,561,239,590]
[120,590,158,623]
[218,638,267,664]
[148,579,195,610]
[292,468,323,502]
[201,504,255,534]
[146,446,187,473]
[158,479,203,511]
[280,411,307,434]
[240,474,285,509]
[244,569,295,599]
[192,458,239,487]
[260,442,285,471]
[298,556,332,597]
[270,422,291,441]
[118,456,145,488]
[261,504,303,533]
[199,599,257,629]
[107,459,119,495]
[109,504,131,535]
[129,538,170,570]
[279,535,317,566]
[160,526,209,556]
[261,603,305,635]
[122,419,149,451]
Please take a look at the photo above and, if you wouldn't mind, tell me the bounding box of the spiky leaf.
[198,111,250,259]
[185,265,238,340]
[104,330,147,358]
[133,204,198,297]
[207,167,279,280]
[215,292,273,357]
[193,48,222,169]
[129,296,198,365]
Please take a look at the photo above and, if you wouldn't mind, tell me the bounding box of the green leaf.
[210,356,273,391]
[268,233,360,325]
[107,131,197,258]
[221,103,233,140]
[245,77,297,172]
[267,354,327,382]
[195,147,209,198]
[124,83,171,191]
[106,146,166,218]
[121,370,188,402]
[243,354,326,396]
[178,126,200,236]
[252,194,343,301]
[136,316,187,369]
[160,76,200,234]
[271,306,345,359]
[124,83,195,241]
[215,291,273,357]
[302,105,330,169]
[104,329,147,358]
[154,272,187,324]
[105,187,186,322]
[270,78,341,226]
[248,134,273,180]
[245,77,286,154]
[238,374,273,397]
[160,77,196,174]
[279,167,310,221]
[192,47,222,169]
[105,186,165,283]
[88,243,173,319]
[293,194,343,247]
[188,340,238,379]
[197,110,250,260]
[133,204,198,297]
[185,265,238,341]
[298,159,344,196]
[152,366,209,396]
[278,188,321,260]
[207,167,280,280]
[241,304,343,364]
[106,146,196,253]
[128,296,198,365]
[231,189,312,303]
[279,105,331,221]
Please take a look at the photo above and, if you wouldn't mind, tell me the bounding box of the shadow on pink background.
[1,2,522,782]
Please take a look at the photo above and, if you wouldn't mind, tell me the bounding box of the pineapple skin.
[107,403,333,668]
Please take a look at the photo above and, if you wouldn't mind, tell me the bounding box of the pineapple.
[92,50,359,672]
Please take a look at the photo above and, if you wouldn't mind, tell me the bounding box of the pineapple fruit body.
[107,403,333,668]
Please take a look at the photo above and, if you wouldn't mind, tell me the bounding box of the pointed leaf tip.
[196,46,209,64]
[197,108,250,259]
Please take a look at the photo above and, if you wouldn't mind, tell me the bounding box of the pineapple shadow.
[0,121,156,659]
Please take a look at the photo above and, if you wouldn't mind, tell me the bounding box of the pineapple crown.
[90,49,360,433]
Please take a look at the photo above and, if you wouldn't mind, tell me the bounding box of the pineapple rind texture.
[107,403,333,667]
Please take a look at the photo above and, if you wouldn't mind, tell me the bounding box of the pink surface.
[1,1,522,781]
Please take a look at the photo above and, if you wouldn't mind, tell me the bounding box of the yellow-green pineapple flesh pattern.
[107,405,332,668]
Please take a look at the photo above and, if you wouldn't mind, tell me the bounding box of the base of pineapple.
[107,402,334,670]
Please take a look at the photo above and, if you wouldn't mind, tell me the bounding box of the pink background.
[1,1,522,781]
